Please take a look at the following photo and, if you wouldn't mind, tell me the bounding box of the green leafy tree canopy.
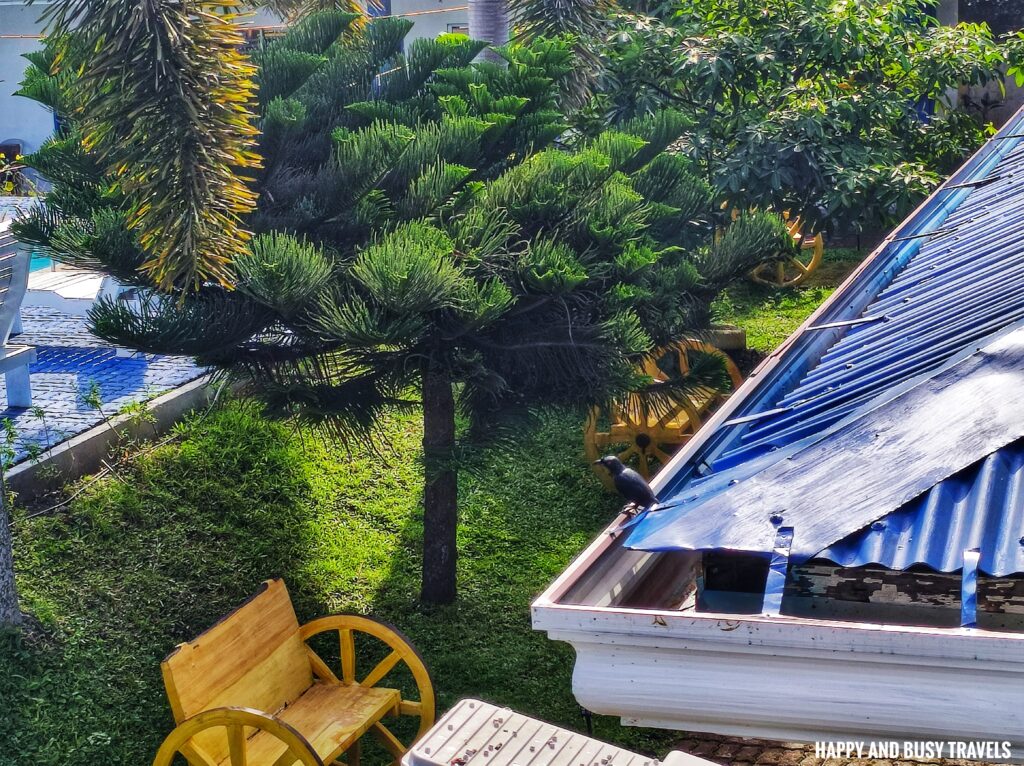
[588,0,1014,230]
[18,13,790,603]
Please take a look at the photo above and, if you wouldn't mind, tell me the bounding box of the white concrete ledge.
[6,374,219,499]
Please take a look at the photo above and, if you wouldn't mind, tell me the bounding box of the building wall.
[0,1,467,163]
[957,0,1024,122]
[392,0,467,41]
[0,2,53,157]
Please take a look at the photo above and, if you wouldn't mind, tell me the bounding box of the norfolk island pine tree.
[14,7,792,606]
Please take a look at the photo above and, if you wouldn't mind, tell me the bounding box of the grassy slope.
[0,249,866,765]
[714,247,865,353]
[1,403,678,764]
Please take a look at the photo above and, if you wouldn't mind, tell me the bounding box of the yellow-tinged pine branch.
[41,0,262,291]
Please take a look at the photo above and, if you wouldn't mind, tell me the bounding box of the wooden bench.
[153,579,435,766]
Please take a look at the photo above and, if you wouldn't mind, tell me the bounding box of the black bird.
[594,456,658,512]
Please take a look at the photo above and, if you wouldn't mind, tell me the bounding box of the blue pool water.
[30,253,52,272]
[2,198,52,272]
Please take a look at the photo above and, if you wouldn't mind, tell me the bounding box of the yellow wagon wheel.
[584,340,743,486]
[299,614,436,761]
[153,707,324,766]
[750,214,824,288]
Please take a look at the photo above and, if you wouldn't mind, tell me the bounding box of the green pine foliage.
[17,15,791,601]
[36,0,262,290]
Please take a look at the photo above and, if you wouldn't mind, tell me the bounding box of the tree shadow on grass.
[0,401,328,763]
[0,400,677,764]
[358,407,680,757]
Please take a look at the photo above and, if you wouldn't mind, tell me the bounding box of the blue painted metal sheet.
[625,108,1024,575]
[819,443,1024,577]
[624,325,1024,563]
[961,549,981,627]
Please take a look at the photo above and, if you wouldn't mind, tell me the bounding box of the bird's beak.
[593,459,603,464]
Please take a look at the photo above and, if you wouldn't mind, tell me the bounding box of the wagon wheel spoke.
[339,629,356,685]
[789,256,810,274]
[227,724,247,766]
[653,407,681,430]
[677,346,690,375]
[154,709,322,766]
[360,649,402,688]
[652,446,674,465]
[617,444,638,463]
[371,721,407,763]
[305,644,341,684]
[299,615,437,745]
[400,700,423,716]
[345,740,362,766]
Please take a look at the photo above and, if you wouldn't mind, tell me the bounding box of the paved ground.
[0,195,33,222]
[0,306,202,463]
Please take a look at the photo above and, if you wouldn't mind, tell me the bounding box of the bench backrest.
[0,219,31,346]
[161,579,314,762]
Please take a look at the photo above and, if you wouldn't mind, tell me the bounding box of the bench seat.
[154,579,435,766]
[237,684,401,766]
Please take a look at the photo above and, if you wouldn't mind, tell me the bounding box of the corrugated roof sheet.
[625,108,1024,576]
[623,325,1024,569]
[819,441,1024,577]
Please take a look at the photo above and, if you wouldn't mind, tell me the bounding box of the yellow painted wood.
[371,721,406,764]
[300,614,437,741]
[227,724,247,766]
[750,213,824,287]
[347,739,362,766]
[304,645,341,684]
[340,629,356,685]
[162,580,312,724]
[151,707,322,766]
[585,340,744,483]
[361,650,402,688]
[155,580,436,766]
[246,684,400,765]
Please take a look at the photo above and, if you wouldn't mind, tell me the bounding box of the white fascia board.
[533,602,1024,665]
[532,601,1024,750]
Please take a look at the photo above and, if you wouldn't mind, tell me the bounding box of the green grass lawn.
[714,247,865,354]
[1,402,682,764]
[0,248,869,765]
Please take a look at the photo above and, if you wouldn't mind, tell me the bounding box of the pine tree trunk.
[0,481,21,627]
[469,0,510,64]
[420,367,458,605]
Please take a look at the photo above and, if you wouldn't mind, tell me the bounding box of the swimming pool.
[3,197,52,271]
[30,253,53,272]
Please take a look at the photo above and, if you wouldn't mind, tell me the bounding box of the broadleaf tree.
[586,0,1016,231]
[17,11,791,604]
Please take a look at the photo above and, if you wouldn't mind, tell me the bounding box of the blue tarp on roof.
[625,108,1024,576]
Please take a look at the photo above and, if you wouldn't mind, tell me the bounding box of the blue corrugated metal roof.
[625,107,1024,576]
[819,441,1024,577]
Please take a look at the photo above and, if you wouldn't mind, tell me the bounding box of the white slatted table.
[404,699,717,766]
